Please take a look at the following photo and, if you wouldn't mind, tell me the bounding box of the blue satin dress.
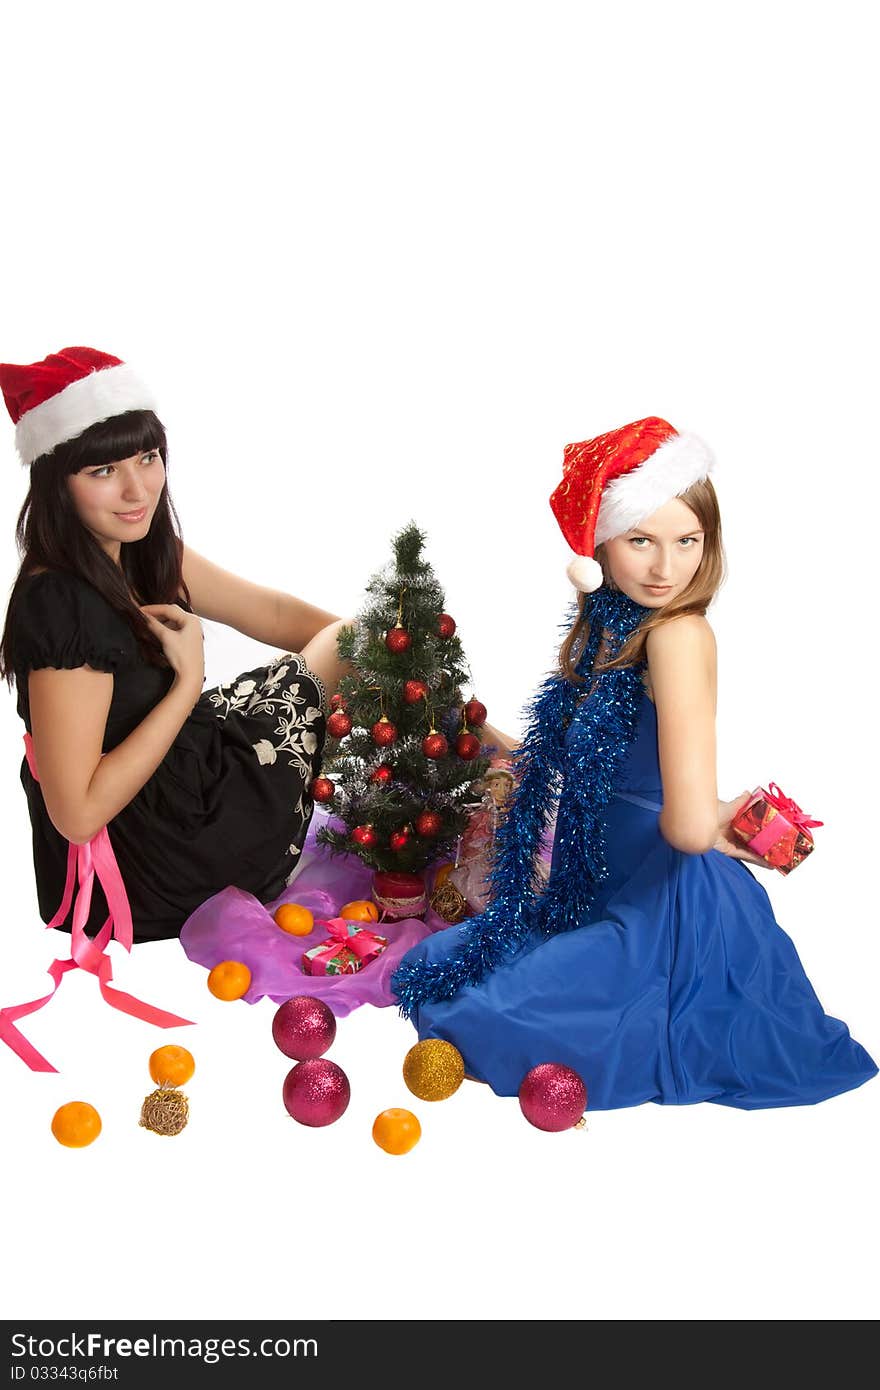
[404,697,877,1109]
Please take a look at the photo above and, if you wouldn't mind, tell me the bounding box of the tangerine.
[339,899,380,923]
[51,1101,102,1148]
[273,903,315,936]
[207,960,252,1000]
[149,1044,196,1087]
[372,1107,422,1155]
[433,864,454,888]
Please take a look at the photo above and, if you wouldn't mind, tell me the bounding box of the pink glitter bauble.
[272,996,337,1061]
[518,1062,587,1132]
[282,1059,351,1127]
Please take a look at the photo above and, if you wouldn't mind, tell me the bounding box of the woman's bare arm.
[182,546,339,652]
[28,604,205,845]
[648,615,719,855]
[481,720,520,755]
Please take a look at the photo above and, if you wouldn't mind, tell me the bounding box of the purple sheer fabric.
[179,810,447,1016]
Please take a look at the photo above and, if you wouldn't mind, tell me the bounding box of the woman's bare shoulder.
[646,612,716,659]
[646,615,717,709]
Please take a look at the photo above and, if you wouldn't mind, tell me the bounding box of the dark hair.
[0,410,189,683]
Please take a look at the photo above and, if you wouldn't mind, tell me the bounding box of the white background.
[1,0,877,1324]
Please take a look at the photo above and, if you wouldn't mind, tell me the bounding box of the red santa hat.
[549,416,715,592]
[0,347,158,466]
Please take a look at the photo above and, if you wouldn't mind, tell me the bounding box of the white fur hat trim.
[594,432,714,545]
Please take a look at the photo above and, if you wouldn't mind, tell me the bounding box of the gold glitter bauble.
[402,1038,465,1101]
[430,880,468,924]
[139,1087,189,1136]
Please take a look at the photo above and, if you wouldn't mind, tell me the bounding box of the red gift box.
[301,917,388,977]
[730,782,823,874]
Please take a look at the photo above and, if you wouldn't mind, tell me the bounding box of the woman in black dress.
[0,346,346,945]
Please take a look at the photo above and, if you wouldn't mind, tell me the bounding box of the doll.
[447,759,556,915]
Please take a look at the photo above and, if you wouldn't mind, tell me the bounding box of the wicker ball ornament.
[429,878,469,924]
[140,1087,190,1136]
[402,1038,465,1101]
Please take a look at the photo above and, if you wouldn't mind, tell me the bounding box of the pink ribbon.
[307,916,388,972]
[765,782,823,831]
[746,783,823,858]
[0,733,192,1072]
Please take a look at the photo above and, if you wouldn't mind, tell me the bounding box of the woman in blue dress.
[393,416,877,1110]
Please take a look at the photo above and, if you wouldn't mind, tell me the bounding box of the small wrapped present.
[302,917,388,977]
[730,782,823,874]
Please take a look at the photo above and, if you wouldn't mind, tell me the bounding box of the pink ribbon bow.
[310,916,388,966]
[765,782,824,832]
[0,733,192,1073]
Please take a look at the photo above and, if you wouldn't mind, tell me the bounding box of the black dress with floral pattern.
[11,571,327,942]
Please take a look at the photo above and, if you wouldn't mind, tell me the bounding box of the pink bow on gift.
[312,917,388,965]
[765,783,824,832]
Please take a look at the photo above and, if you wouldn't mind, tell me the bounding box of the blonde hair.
[558,478,725,681]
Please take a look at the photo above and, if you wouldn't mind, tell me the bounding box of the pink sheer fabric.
[179,810,449,1016]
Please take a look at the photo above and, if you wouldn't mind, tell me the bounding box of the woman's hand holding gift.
[713,792,771,867]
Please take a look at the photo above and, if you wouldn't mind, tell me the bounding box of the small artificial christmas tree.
[314,522,492,908]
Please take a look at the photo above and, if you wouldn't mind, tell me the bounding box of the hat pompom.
[566,555,604,592]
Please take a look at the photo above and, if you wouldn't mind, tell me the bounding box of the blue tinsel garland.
[391,585,651,1017]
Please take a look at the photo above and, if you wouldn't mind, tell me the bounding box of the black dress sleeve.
[10,571,139,677]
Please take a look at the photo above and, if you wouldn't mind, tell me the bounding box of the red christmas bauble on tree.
[372,717,398,747]
[327,711,352,739]
[464,699,487,727]
[385,626,412,654]
[370,765,393,785]
[352,824,377,848]
[330,692,347,712]
[310,776,335,803]
[422,732,449,759]
[390,827,411,851]
[437,613,456,639]
[403,679,429,704]
[456,732,481,760]
[415,810,442,837]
